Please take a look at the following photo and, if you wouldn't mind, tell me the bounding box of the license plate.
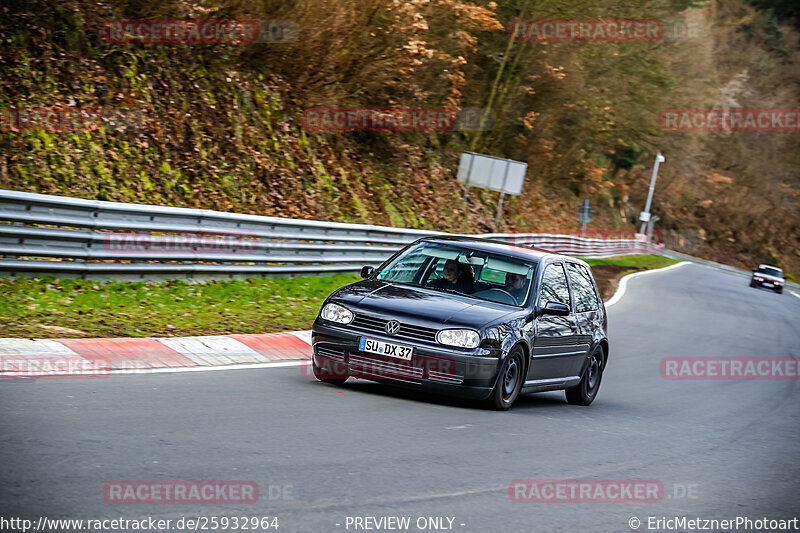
[358,337,413,361]
[763,282,773,286]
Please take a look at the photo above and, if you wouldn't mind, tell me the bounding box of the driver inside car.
[504,272,528,304]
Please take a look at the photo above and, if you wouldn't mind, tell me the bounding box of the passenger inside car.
[427,258,459,290]
[428,258,474,293]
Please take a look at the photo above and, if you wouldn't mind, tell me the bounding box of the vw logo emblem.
[385,320,400,335]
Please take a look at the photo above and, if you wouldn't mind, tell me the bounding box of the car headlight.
[320,303,354,324]
[437,329,480,349]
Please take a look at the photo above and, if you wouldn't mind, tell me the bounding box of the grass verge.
[0,274,359,339]
[0,255,680,338]
[582,255,681,300]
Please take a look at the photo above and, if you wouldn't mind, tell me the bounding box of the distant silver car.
[750,264,784,294]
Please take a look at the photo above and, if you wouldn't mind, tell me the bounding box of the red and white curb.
[0,331,312,377]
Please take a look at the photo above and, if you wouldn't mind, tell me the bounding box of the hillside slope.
[1,0,798,275]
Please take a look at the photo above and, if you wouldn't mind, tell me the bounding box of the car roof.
[416,235,588,267]
[758,264,782,271]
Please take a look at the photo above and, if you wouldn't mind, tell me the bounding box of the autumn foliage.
[0,0,798,275]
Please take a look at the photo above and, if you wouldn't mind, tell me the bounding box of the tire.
[312,357,348,385]
[488,346,525,411]
[777,287,783,294]
[749,280,756,288]
[566,346,604,406]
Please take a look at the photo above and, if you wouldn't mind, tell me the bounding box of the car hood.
[330,280,520,328]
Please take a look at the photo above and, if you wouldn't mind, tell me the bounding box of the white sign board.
[639,211,651,222]
[457,152,527,195]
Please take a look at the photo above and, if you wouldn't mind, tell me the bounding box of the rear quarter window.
[539,263,571,306]
[567,263,599,313]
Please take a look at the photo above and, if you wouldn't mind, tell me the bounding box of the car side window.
[567,263,599,313]
[540,263,571,307]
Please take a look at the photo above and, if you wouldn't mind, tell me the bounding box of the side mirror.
[541,301,570,316]
[360,266,375,279]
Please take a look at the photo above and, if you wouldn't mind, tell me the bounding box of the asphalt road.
[1,263,799,533]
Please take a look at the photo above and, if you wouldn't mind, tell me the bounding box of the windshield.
[757,266,783,277]
[375,242,536,307]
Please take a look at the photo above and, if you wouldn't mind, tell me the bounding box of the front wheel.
[566,346,604,406]
[489,346,525,411]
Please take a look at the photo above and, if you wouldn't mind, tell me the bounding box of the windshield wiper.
[380,280,427,290]
[382,280,469,298]
[425,286,467,296]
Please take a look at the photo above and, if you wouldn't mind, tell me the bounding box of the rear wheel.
[312,358,348,385]
[566,346,604,406]
[489,346,525,411]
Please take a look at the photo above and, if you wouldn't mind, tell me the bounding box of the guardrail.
[482,233,663,258]
[0,189,662,280]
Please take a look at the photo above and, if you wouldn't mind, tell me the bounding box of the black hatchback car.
[311,237,609,410]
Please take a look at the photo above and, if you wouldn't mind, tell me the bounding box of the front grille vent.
[351,313,438,343]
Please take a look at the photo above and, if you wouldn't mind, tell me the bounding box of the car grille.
[315,346,346,361]
[349,355,424,381]
[428,369,464,384]
[351,313,438,343]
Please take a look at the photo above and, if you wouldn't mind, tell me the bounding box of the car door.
[565,263,599,373]
[527,262,584,382]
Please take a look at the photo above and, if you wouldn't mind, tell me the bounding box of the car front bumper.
[312,319,502,400]
[753,278,783,290]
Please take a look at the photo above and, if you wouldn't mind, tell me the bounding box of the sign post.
[578,199,592,237]
[639,152,665,234]
[493,162,512,232]
[462,154,474,203]
[646,215,660,242]
[458,152,527,232]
